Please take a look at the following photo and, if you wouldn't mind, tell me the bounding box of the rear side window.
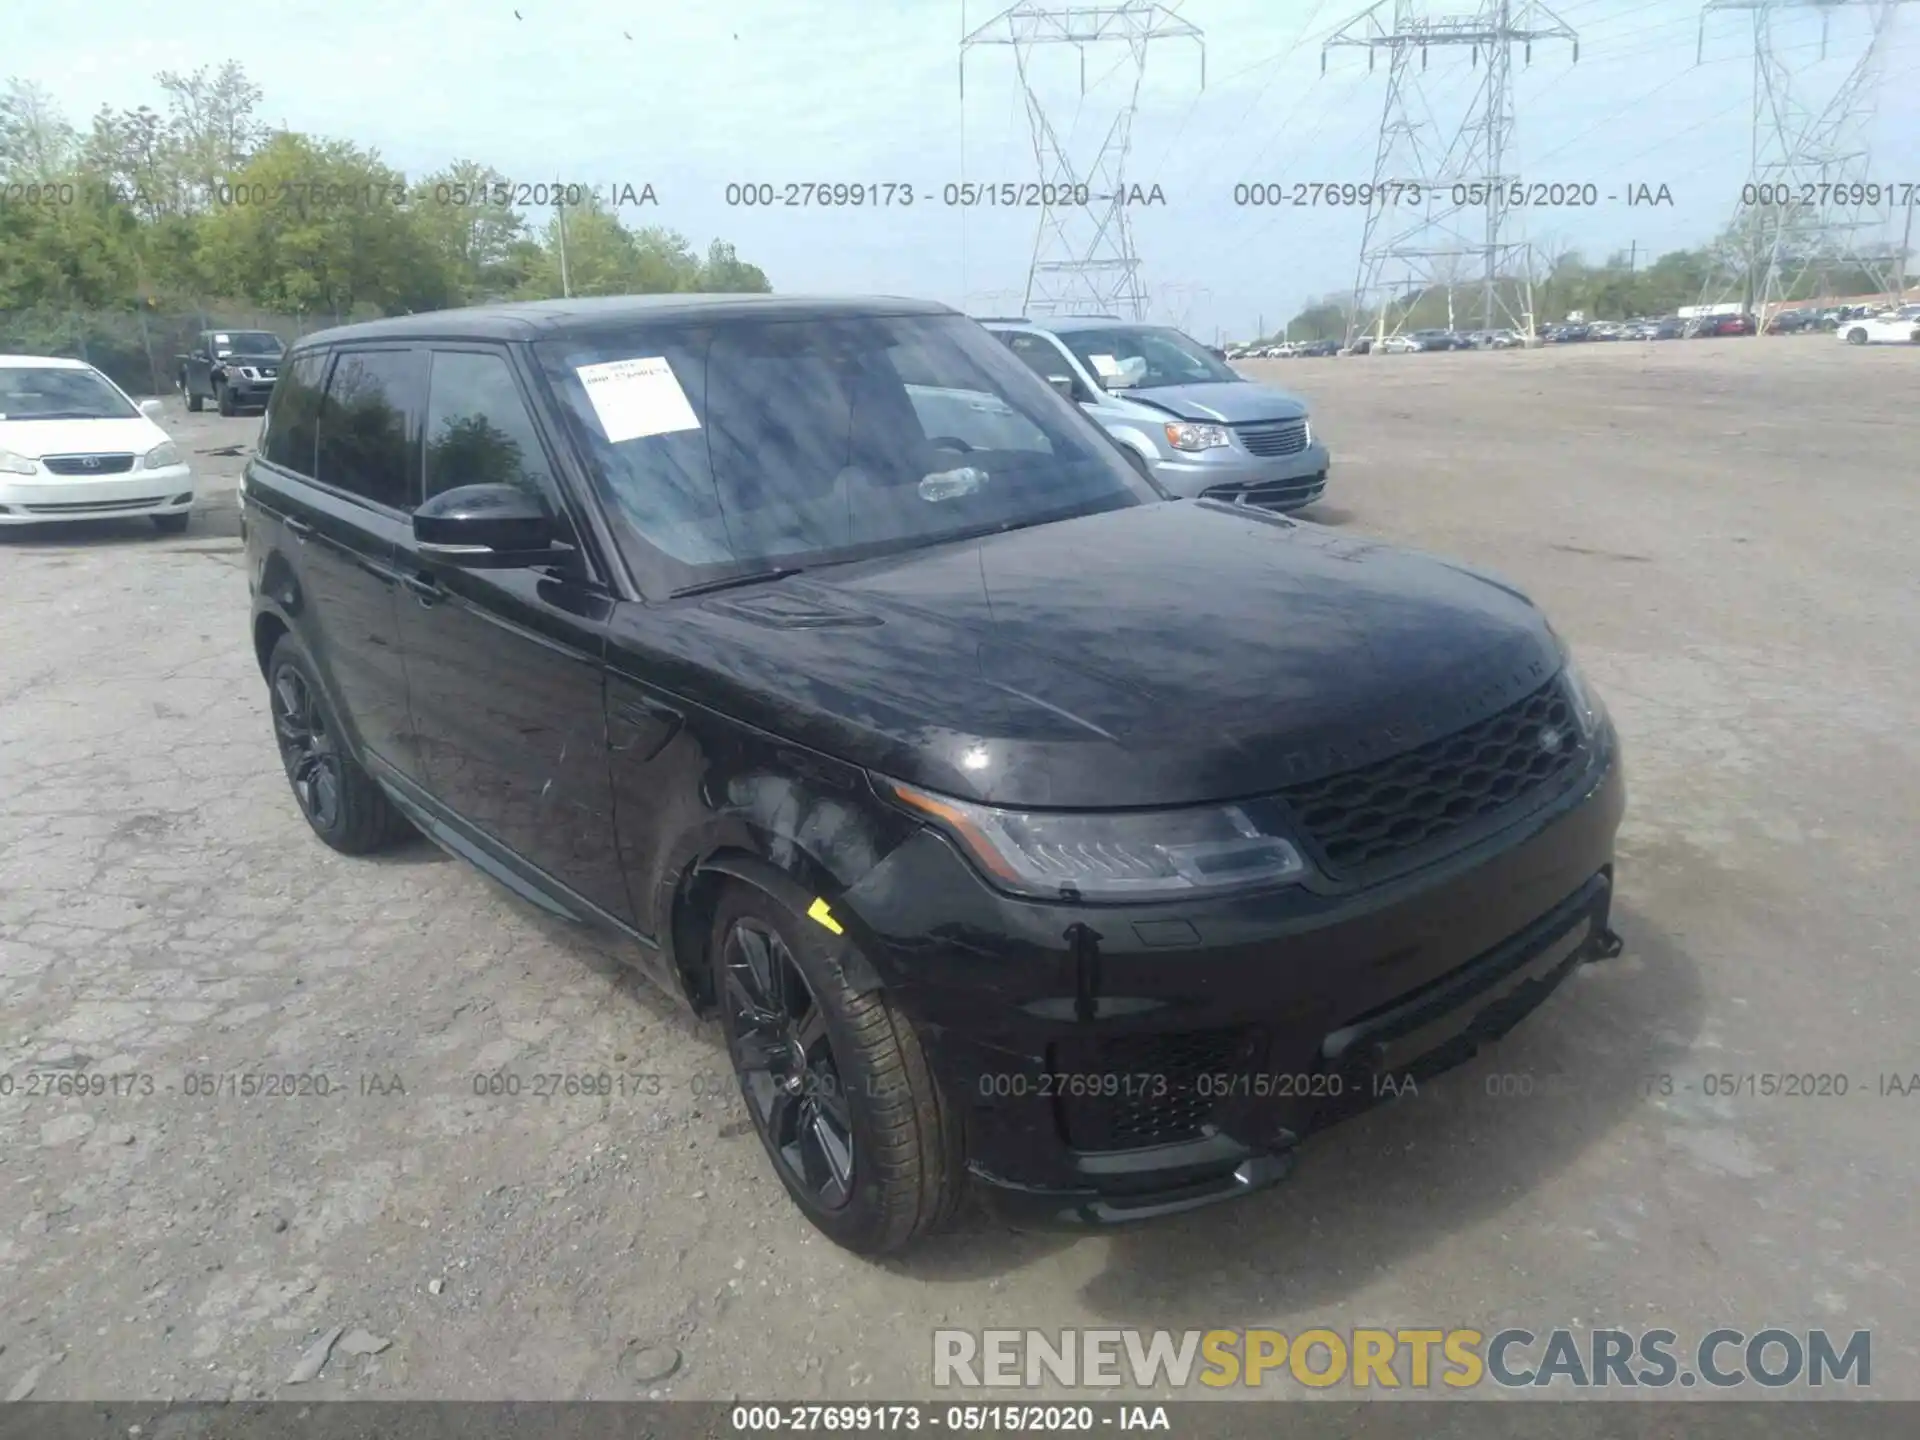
[315,349,425,510]
[261,352,328,477]
[1002,332,1078,387]
[423,350,557,511]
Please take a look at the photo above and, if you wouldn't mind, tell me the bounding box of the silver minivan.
[983,316,1332,512]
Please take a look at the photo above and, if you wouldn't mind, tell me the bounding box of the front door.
[393,346,633,925]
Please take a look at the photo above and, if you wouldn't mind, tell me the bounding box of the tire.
[186,380,203,413]
[264,633,409,855]
[216,380,236,417]
[710,880,964,1255]
[151,512,190,535]
[1847,328,1868,346]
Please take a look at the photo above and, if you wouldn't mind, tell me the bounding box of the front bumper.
[1151,439,1331,511]
[0,464,195,524]
[222,376,277,404]
[839,734,1624,1228]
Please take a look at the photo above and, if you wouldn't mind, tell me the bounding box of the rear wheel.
[265,634,409,854]
[185,378,203,413]
[710,881,964,1255]
[1847,327,1869,345]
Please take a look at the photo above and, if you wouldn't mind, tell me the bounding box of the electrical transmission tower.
[1324,0,1577,342]
[1697,0,1913,319]
[961,3,1204,319]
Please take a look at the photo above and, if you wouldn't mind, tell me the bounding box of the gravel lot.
[2,338,1916,1404]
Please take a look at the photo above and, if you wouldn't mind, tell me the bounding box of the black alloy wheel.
[271,662,344,834]
[721,918,856,1211]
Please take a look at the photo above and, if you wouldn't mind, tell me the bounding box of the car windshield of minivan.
[1053,325,1242,389]
[538,313,1159,589]
[0,366,138,421]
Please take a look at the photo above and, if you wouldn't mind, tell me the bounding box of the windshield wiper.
[669,565,806,598]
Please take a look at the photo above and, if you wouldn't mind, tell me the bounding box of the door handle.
[402,572,443,606]
[284,516,313,542]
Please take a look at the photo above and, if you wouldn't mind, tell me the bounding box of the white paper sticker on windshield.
[213,332,230,342]
[1087,353,1121,377]
[574,356,700,443]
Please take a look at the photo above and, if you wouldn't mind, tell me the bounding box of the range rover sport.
[242,294,1626,1255]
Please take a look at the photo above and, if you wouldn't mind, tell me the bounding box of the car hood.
[610,501,1563,809]
[1106,380,1307,425]
[0,416,167,460]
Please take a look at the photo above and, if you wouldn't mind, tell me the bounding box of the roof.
[0,354,94,370]
[295,293,958,349]
[981,315,1144,334]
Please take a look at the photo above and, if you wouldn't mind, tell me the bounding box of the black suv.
[243,295,1625,1254]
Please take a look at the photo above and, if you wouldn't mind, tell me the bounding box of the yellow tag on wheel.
[807,898,845,935]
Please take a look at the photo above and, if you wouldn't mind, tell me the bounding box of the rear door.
[253,348,424,780]
[392,345,632,925]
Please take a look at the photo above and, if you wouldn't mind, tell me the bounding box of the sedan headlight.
[1163,421,1233,453]
[142,441,182,470]
[0,448,38,476]
[886,780,1308,901]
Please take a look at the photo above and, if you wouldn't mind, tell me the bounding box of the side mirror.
[1047,374,1078,401]
[413,483,559,569]
[138,398,165,418]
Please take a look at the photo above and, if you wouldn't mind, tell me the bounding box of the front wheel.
[186,379,203,413]
[216,381,236,416]
[1847,328,1869,345]
[710,881,964,1255]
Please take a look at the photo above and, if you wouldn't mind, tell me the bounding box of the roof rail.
[972,315,1031,323]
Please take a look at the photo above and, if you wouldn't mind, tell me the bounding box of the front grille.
[1234,419,1309,457]
[22,497,166,514]
[42,453,135,476]
[1202,474,1326,511]
[1279,677,1582,876]
[1054,1027,1254,1151]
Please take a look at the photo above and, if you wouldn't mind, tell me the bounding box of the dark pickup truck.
[176,329,286,415]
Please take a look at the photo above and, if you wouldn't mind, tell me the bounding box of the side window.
[1003,333,1079,389]
[315,349,424,510]
[423,350,558,512]
[261,352,328,477]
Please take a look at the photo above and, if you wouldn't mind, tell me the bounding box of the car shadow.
[1298,503,1358,527]
[888,900,1701,1303]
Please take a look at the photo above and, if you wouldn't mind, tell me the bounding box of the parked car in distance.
[242,292,1625,1254]
[0,355,194,532]
[1690,313,1755,338]
[987,314,1331,512]
[1408,329,1460,352]
[1837,305,1920,345]
[1377,334,1422,354]
[177,329,286,415]
[1342,336,1374,355]
[1543,323,1591,343]
[1765,309,1821,335]
[1295,338,1341,358]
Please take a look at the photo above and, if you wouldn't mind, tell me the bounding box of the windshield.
[0,365,139,421]
[1051,325,1241,390]
[216,331,284,357]
[537,313,1162,590]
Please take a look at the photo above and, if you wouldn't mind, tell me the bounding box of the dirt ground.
[2,337,1916,1403]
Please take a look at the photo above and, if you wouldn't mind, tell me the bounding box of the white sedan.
[1837,307,1920,345]
[1376,334,1422,354]
[0,356,194,531]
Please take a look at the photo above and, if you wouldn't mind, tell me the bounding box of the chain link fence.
[0,304,383,398]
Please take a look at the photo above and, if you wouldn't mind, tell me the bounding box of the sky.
[9,0,1919,341]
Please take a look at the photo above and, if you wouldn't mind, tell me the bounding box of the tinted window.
[315,349,424,510]
[261,353,327,476]
[214,331,284,358]
[537,313,1156,587]
[423,350,556,510]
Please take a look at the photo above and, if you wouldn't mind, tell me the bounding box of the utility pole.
[1697,0,1913,323]
[962,2,1204,319]
[1628,240,1638,274]
[1325,0,1578,345]
[556,203,572,298]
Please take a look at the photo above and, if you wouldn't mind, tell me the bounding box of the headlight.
[885,780,1308,901]
[0,448,38,475]
[142,441,182,469]
[1163,421,1233,453]
[1559,655,1608,739]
